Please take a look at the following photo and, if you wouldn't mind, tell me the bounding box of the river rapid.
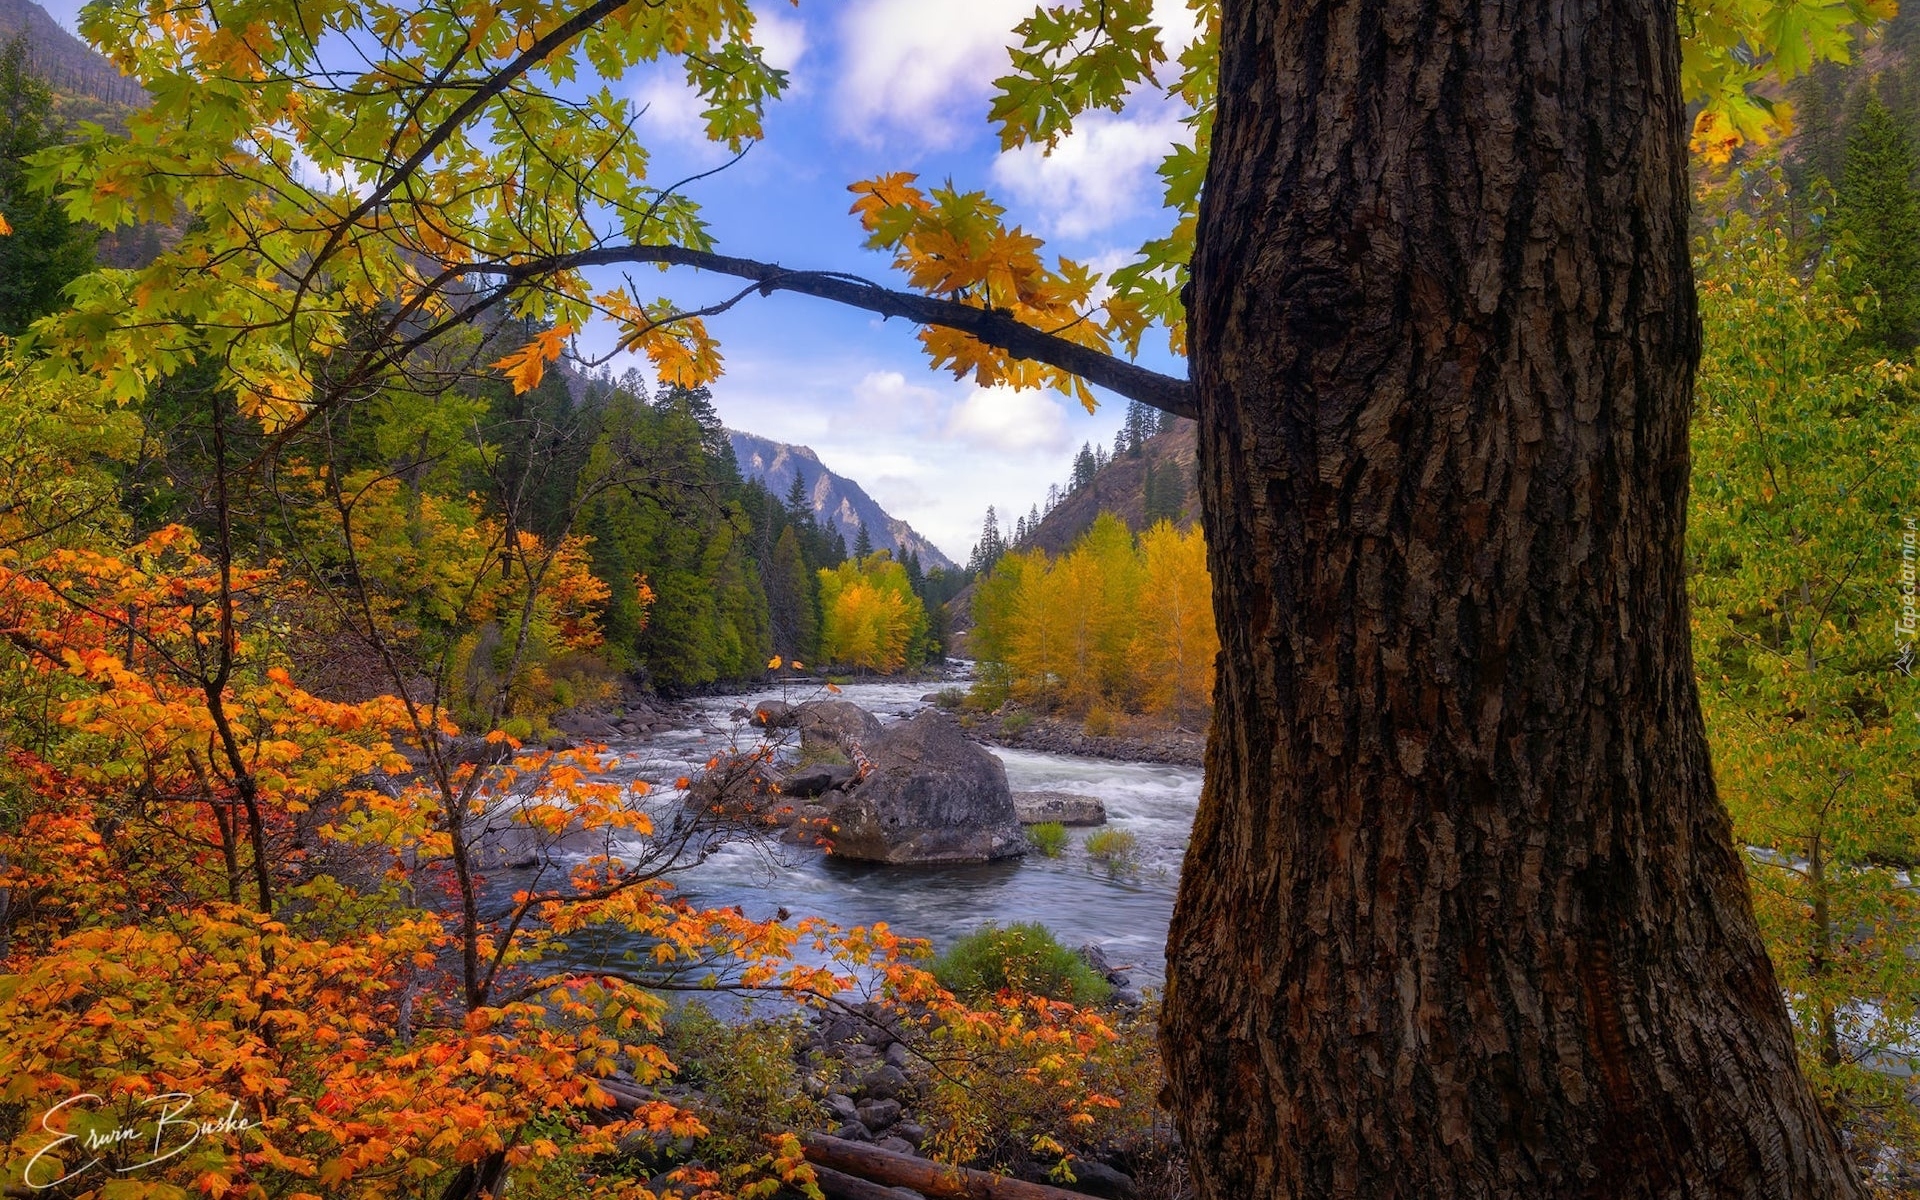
[551,677,1203,988]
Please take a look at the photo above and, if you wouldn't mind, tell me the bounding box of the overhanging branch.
[477,244,1197,419]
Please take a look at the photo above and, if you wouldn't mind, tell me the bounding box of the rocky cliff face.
[727,429,957,570]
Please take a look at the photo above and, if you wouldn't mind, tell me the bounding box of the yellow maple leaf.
[0,211,11,236]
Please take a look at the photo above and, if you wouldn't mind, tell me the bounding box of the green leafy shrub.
[932,687,966,710]
[999,710,1034,736]
[934,922,1110,1004]
[1084,828,1141,878]
[1026,821,1069,857]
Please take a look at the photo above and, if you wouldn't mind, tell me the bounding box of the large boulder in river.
[827,712,1026,864]
[797,700,884,756]
[679,752,789,832]
[1012,791,1108,826]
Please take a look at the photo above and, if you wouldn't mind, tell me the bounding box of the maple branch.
[475,245,1198,419]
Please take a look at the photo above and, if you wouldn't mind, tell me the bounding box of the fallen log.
[801,1133,1089,1200]
[810,1162,925,1200]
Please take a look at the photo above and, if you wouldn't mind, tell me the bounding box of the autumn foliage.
[970,514,1216,725]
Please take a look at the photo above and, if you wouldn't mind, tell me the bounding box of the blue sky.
[44,0,1196,561]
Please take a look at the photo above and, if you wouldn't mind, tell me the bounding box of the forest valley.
[3,0,1920,1197]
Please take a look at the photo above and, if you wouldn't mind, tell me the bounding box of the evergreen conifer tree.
[1837,93,1920,353]
[0,36,98,336]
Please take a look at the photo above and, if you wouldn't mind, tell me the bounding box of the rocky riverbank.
[955,709,1205,769]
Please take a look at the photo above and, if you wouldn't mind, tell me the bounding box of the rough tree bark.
[1160,0,1862,1196]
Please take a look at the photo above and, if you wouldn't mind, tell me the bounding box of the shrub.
[933,687,966,710]
[1085,828,1141,878]
[999,710,1035,737]
[934,922,1110,1004]
[1082,706,1117,737]
[1027,821,1069,858]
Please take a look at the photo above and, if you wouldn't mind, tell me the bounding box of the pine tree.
[1836,93,1920,354]
[1070,443,1097,491]
[853,519,872,559]
[1046,483,1061,513]
[785,471,811,523]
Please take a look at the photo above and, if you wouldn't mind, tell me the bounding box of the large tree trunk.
[1162,0,1861,1196]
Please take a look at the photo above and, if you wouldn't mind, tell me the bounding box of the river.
[549,676,1203,988]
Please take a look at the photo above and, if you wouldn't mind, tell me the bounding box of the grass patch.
[1084,828,1141,878]
[934,922,1110,1004]
[1026,821,1069,858]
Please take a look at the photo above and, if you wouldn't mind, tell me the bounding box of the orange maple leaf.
[490,323,574,393]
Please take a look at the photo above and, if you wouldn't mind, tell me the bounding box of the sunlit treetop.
[8,0,1888,428]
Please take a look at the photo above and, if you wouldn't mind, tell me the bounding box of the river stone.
[1013,791,1108,826]
[856,1098,902,1130]
[875,1136,918,1157]
[553,709,623,740]
[858,1064,910,1102]
[893,1122,927,1149]
[785,762,858,798]
[833,1122,873,1143]
[827,712,1026,864]
[797,700,884,755]
[680,753,787,831]
[1061,1160,1136,1200]
[824,1093,859,1123]
[750,699,796,729]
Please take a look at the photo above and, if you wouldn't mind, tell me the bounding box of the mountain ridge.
[726,430,958,572]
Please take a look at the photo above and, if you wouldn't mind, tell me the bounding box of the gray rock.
[893,1122,927,1149]
[884,1041,911,1068]
[824,1093,859,1123]
[858,1064,910,1101]
[856,1098,902,1130]
[750,699,796,729]
[680,753,788,831]
[1013,791,1108,826]
[553,710,623,740]
[833,1122,873,1143]
[827,712,1027,864]
[781,801,842,845]
[785,762,858,798]
[875,1136,918,1156]
[1061,1160,1135,1199]
[797,700,884,756]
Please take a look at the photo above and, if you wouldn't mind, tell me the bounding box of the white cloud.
[990,109,1185,237]
[1151,0,1205,56]
[753,6,809,73]
[944,386,1072,454]
[832,0,1030,148]
[828,370,946,438]
[633,70,711,147]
